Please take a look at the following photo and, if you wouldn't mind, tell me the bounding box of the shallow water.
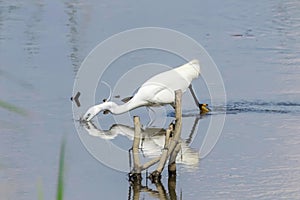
[1,0,300,199]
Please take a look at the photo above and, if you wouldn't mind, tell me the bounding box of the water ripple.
[172,101,300,117]
[225,100,300,114]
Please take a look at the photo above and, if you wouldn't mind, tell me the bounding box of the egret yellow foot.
[200,103,210,114]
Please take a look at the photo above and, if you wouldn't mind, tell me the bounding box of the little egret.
[83,59,209,121]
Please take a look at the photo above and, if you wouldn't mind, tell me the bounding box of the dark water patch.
[225,100,300,114]
[167,100,300,117]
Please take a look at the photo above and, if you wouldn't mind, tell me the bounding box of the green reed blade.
[0,99,27,116]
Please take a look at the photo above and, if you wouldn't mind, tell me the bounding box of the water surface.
[0,0,300,199]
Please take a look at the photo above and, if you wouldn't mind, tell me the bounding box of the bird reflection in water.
[82,115,203,168]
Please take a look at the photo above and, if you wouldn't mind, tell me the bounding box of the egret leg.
[188,85,210,114]
[189,84,200,108]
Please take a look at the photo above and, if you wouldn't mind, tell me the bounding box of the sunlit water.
[1,0,300,199]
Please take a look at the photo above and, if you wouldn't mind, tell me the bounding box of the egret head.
[82,101,115,121]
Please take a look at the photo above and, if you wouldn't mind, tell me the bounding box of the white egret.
[83,59,209,121]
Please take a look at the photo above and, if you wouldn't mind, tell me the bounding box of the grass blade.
[0,99,27,116]
[56,138,66,200]
[37,178,44,200]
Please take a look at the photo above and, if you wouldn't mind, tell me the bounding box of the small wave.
[225,100,300,114]
[230,101,300,107]
[167,100,300,117]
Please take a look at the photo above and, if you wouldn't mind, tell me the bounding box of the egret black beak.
[199,103,210,114]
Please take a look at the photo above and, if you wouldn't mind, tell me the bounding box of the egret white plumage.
[83,59,209,121]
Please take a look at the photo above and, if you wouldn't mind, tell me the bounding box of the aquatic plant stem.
[56,137,66,200]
